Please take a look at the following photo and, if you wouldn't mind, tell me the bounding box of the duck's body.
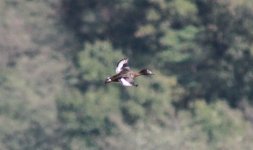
[105,58,153,87]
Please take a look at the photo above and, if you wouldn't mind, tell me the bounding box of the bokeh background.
[1,0,253,149]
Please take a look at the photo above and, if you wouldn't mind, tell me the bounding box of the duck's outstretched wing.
[116,58,130,73]
[120,77,138,87]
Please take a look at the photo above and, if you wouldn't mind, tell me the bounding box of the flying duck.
[105,58,153,87]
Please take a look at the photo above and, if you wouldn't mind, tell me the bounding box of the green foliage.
[57,86,120,134]
[77,41,124,82]
[121,100,145,124]
[158,25,200,63]
[168,0,198,26]
[191,100,245,144]
[121,73,182,124]
[1,0,253,149]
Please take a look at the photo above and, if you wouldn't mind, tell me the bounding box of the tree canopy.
[1,0,253,149]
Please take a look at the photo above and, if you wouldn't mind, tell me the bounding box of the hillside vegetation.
[1,0,253,149]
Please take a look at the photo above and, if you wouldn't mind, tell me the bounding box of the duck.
[105,58,153,87]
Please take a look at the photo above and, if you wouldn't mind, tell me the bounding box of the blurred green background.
[1,0,253,149]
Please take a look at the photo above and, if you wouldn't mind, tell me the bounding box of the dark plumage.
[105,58,153,87]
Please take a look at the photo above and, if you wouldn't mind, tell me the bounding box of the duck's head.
[139,69,154,75]
[104,77,112,84]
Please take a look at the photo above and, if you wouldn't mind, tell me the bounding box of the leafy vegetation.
[0,0,253,149]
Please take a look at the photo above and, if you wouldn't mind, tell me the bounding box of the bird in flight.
[105,58,153,87]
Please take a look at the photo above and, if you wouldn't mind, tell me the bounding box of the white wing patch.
[116,58,128,73]
[120,78,133,86]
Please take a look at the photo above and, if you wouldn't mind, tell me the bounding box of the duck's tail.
[104,77,112,84]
